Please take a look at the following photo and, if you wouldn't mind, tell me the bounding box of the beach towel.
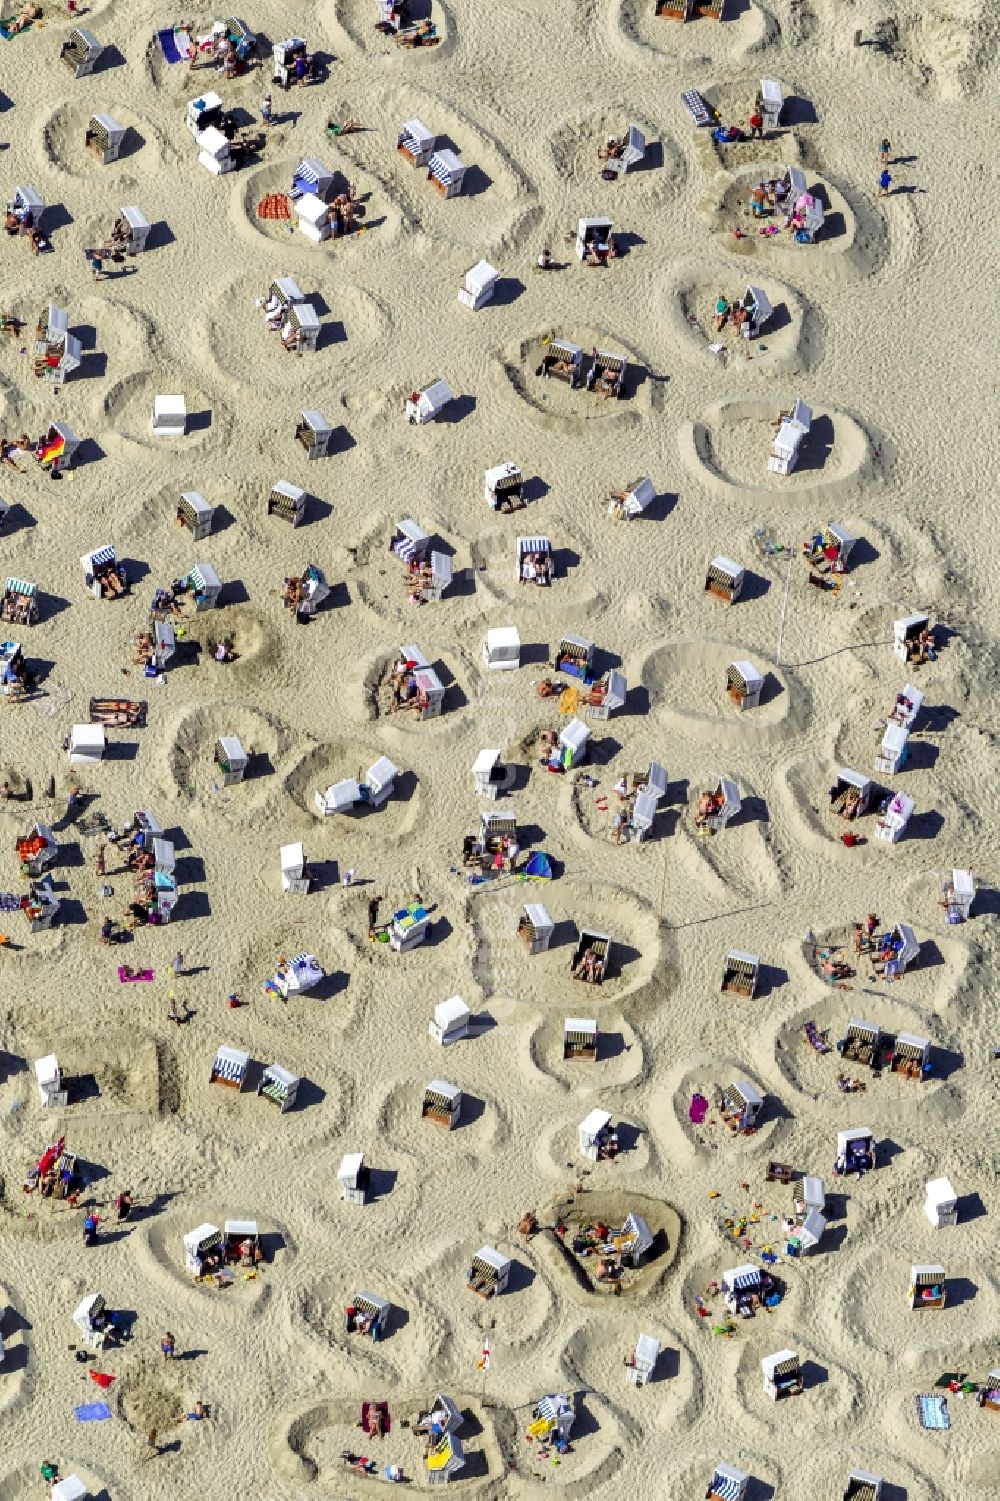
[118,966,154,982]
[88,1370,115,1389]
[75,1402,112,1422]
[156,26,193,62]
[803,1020,831,1053]
[916,1394,950,1429]
[258,193,292,221]
[558,685,580,716]
[689,1093,709,1125]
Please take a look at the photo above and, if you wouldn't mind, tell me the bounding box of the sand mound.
[612,0,775,62]
[525,1009,646,1091]
[548,111,683,201]
[41,100,171,181]
[331,0,456,59]
[165,702,299,811]
[495,331,652,435]
[670,262,808,374]
[468,878,660,1005]
[680,396,873,503]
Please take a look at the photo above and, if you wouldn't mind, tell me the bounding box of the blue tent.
[521,850,553,881]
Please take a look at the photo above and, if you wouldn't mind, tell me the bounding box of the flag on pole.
[477,1338,490,1373]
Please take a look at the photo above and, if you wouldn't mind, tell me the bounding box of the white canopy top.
[184,1222,221,1249]
[580,1107,612,1135]
[486,625,520,650]
[925,1176,956,1208]
[466,259,498,294]
[710,555,743,580]
[837,767,871,791]
[474,1245,509,1271]
[224,1219,258,1237]
[51,1480,88,1501]
[727,949,759,967]
[427,1079,461,1102]
[730,659,763,687]
[473,748,501,774]
[733,1079,763,1107]
[434,995,470,1027]
[339,1152,365,1177]
[565,1017,597,1033]
[35,1054,59,1084]
[634,1333,659,1365]
[952,869,974,896]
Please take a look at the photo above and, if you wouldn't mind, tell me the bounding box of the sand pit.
[138,1209,294,1319]
[681,396,873,502]
[613,0,774,62]
[42,101,171,181]
[166,702,299,809]
[497,332,651,434]
[468,878,660,1005]
[275,1391,499,1489]
[526,1009,645,1090]
[540,1189,681,1298]
[671,265,807,373]
[641,637,796,732]
[548,112,682,200]
[333,0,456,58]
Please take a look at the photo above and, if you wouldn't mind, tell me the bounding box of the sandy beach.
[0,0,997,1495]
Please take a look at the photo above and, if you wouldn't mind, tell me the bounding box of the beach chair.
[209,1045,248,1091]
[427,149,465,197]
[760,79,784,130]
[257,1063,300,1112]
[705,557,744,604]
[563,1018,598,1062]
[294,411,333,456]
[152,395,187,436]
[268,481,307,526]
[924,1177,957,1228]
[60,27,103,77]
[727,661,763,710]
[429,996,470,1045]
[397,119,437,166]
[467,1246,510,1297]
[458,260,497,310]
[485,463,524,510]
[177,491,214,540]
[422,1079,462,1128]
[769,398,812,475]
[483,626,520,671]
[84,115,126,165]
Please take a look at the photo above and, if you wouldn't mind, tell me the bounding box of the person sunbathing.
[8,3,41,33]
[573,947,603,983]
[598,135,624,161]
[0,440,25,473]
[695,792,721,826]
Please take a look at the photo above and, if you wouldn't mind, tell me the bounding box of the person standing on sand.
[140,1429,158,1462]
[367,895,381,940]
[261,93,272,128]
[877,167,892,197]
[171,951,184,978]
[878,137,892,165]
[95,843,106,878]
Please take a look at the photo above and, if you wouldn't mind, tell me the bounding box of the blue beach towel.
[915,1394,950,1430]
[156,27,187,63]
[75,1402,112,1422]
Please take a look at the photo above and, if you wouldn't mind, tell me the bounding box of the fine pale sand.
[0,0,998,1496]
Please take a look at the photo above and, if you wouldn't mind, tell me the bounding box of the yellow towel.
[559,686,580,716]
